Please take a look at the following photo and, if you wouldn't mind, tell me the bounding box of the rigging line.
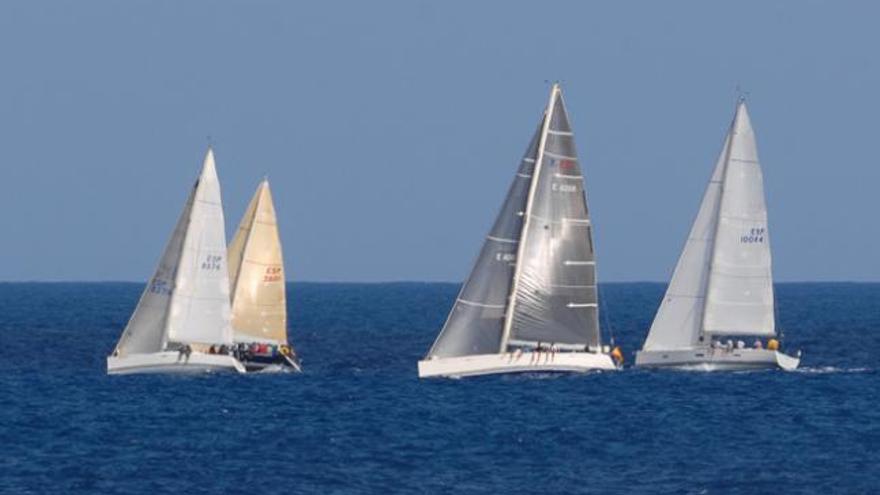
[773,282,784,342]
[598,282,615,346]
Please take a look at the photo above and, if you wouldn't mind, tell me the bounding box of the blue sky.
[1,1,878,282]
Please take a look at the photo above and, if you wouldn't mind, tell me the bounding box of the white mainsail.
[227,179,288,344]
[702,102,775,336]
[426,83,601,359]
[113,148,234,356]
[643,100,775,351]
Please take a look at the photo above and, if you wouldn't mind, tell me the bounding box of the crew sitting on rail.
[753,339,764,349]
[767,338,779,351]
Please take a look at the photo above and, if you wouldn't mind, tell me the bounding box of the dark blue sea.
[1,282,877,494]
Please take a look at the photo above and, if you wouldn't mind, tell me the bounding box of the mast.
[499,84,558,352]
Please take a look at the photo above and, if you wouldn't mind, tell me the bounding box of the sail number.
[741,227,766,244]
[552,183,577,193]
[201,254,223,271]
[495,252,516,263]
[148,279,172,296]
[264,266,282,282]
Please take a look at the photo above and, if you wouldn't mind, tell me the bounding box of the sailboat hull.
[418,351,618,378]
[634,348,800,371]
[240,354,302,373]
[107,351,247,375]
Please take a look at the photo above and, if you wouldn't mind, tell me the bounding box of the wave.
[794,366,872,374]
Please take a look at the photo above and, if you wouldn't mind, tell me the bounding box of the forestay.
[505,84,600,349]
[228,179,288,344]
[426,123,541,358]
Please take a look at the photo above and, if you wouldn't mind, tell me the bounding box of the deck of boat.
[634,348,800,371]
[107,351,247,375]
[418,351,618,378]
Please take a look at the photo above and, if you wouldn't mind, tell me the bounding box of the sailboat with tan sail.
[227,179,301,372]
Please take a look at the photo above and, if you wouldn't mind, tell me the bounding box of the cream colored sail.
[228,179,288,344]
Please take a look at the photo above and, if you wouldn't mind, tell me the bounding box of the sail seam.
[544,151,577,161]
[527,214,591,225]
[457,298,506,309]
[486,235,518,244]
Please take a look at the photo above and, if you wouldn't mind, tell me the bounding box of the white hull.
[418,351,618,378]
[634,348,800,371]
[107,351,247,375]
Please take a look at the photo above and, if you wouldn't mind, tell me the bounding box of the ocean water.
[0,282,877,494]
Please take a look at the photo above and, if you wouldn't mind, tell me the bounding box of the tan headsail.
[228,179,288,344]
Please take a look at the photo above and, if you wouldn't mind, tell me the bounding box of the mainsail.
[227,179,288,344]
[113,149,234,355]
[643,100,775,351]
[503,84,600,350]
[426,83,601,358]
[702,102,775,336]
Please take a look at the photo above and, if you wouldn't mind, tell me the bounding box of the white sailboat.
[635,99,800,371]
[107,149,246,375]
[227,179,301,372]
[418,84,619,378]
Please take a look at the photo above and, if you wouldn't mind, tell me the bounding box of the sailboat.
[108,148,246,374]
[418,84,618,378]
[227,179,301,372]
[635,99,800,371]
